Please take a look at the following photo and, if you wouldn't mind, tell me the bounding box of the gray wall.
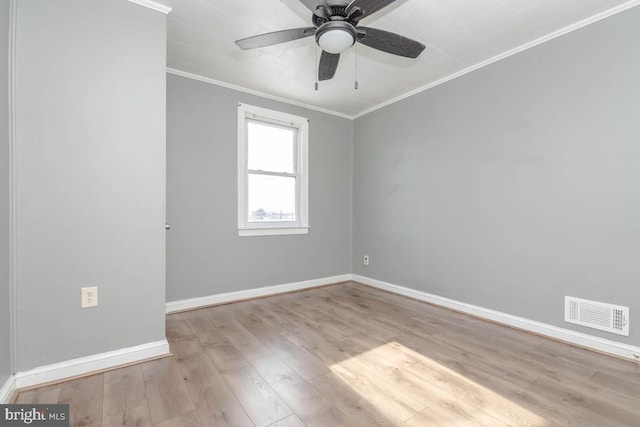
[0,0,11,384]
[14,0,167,370]
[353,7,640,346]
[166,74,352,302]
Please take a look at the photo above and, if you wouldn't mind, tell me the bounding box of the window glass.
[247,121,296,173]
[248,174,296,222]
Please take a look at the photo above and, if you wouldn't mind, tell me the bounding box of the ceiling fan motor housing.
[312,2,352,26]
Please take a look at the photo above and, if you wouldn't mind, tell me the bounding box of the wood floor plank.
[203,341,250,373]
[58,374,104,427]
[166,313,205,359]
[319,286,421,319]
[369,314,442,339]
[310,370,404,427]
[251,355,356,427]
[305,291,398,341]
[328,357,426,422]
[522,377,640,426]
[335,354,488,424]
[350,337,422,373]
[58,373,104,404]
[174,351,221,406]
[170,335,203,358]
[409,321,576,386]
[280,327,357,367]
[589,370,640,397]
[155,410,203,427]
[394,330,539,390]
[68,395,104,427]
[253,300,302,330]
[175,351,253,427]
[102,403,152,427]
[206,306,274,361]
[534,371,640,418]
[102,364,147,420]
[403,405,508,427]
[181,309,228,347]
[536,339,640,379]
[411,309,541,353]
[326,285,424,320]
[266,414,306,427]
[280,290,354,323]
[141,357,195,424]
[235,312,329,380]
[15,384,61,404]
[406,360,546,426]
[345,283,433,314]
[166,314,194,340]
[261,299,349,343]
[194,386,254,427]
[220,364,293,427]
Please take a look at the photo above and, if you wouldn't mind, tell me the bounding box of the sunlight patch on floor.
[330,341,548,426]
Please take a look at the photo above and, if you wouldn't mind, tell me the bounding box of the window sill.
[238,226,310,237]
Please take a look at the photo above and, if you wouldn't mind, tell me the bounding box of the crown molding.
[127,0,172,14]
[166,68,354,120]
[353,0,640,118]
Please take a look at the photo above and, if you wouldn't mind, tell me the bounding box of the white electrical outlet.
[81,286,98,308]
[363,255,369,265]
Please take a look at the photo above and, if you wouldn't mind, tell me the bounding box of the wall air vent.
[565,296,629,336]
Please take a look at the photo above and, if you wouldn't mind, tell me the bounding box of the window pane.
[248,121,295,173]
[248,174,297,222]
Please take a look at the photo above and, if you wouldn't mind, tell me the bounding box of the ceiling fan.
[235,0,426,81]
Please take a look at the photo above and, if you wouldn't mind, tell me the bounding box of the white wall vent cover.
[565,296,629,336]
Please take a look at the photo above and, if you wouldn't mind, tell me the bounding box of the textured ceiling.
[164,0,638,117]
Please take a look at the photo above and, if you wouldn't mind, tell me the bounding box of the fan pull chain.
[354,44,359,90]
[315,45,319,91]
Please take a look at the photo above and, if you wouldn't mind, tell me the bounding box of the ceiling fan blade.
[346,0,395,19]
[235,27,316,50]
[319,51,340,81]
[357,27,425,58]
[347,7,364,21]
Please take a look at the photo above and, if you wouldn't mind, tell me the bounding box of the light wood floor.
[15,282,640,426]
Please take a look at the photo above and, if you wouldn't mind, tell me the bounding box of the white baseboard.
[0,374,17,403]
[166,274,352,314]
[353,274,640,362]
[14,339,170,390]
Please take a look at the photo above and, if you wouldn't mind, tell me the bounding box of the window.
[237,103,309,236]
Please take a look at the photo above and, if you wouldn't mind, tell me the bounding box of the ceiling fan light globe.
[318,29,355,54]
[315,21,357,54]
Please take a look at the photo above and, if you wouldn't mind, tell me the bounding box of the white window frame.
[237,103,309,237]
